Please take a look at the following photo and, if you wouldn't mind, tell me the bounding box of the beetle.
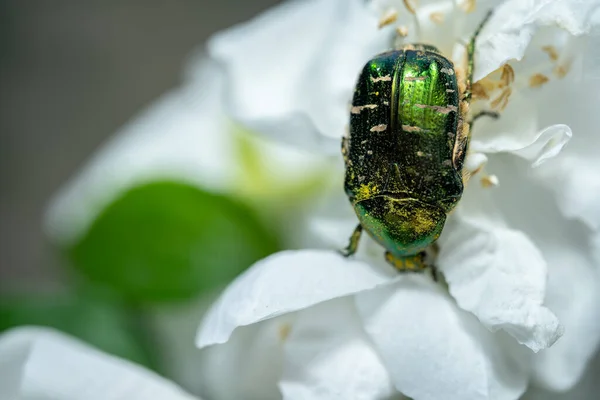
[341,11,495,272]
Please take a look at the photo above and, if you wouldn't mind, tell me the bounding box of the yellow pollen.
[356,183,379,201]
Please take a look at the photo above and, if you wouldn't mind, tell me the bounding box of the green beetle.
[342,12,495,272]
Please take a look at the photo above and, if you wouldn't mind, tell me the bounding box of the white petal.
[530,244,600,391]
[438,185,563,352]
[484,154,600,389]
[44,58,235,244]
[470,120,572,167]
[279,297,397,400]
[355,276,529,400]
[209,0,388,153]
[524,349,600,400]
[521,38,600,230]
[0,327,197,400]
[198,315,292,400]
[475,0,600,82]
[196,250,397,348]
[533,156,600,231]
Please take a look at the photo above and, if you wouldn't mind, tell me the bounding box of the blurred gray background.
[0,1,279,287]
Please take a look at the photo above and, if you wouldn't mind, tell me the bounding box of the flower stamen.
[430,12,445,25]
[396,25,409,37]
[278,323,292,342]
[379,8,399,28]
[553,61,572,79]
[459,0,476,13]
[542,45,559,62]
[403,0,418,15]
[529,73,550,88]
[480,174,499,188]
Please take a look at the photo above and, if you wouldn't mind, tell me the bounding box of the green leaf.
[0,293,154,368]
[68,181,280,302]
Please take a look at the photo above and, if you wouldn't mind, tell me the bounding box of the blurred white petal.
[208,0,388,153]
[524,349,600,400]
[0,327,197,400]
[474,0,600,82]
[530,244,600,391]
[534,156,600,231]
[45,57,234,244]
[355,276,529,400]
[196,250,397,348]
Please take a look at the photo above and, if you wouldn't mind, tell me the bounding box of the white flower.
[196,0,600,399]
[0,327,198,400]
[44,54,332,246]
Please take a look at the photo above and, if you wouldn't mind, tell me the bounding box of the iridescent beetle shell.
[343,45,467,258]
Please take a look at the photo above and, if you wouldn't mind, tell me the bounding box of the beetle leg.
[386,251,439,281]
[385,251,426,272]
[463,10,494,102]
[341,224,363,257]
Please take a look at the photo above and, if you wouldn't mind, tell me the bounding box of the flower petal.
[195,249,397,348]
[529,243,600,391]
[533,155,600,231]
[438,185,563,352]
[279,297,397,400]
[470,122,571,167]
[524,349,600,400]
[208,0,388,153]
[483,154,600,390]
[475,0,600,82]
[44,58,235,244]
[521,38,600,230]
[197,315,293,400]
[355,275,529,400]
[0,327,197,400]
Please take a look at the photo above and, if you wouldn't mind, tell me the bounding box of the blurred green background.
[0,0,287,390]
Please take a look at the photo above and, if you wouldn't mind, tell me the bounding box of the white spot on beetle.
[351,104,378,114]
[370,124,388,132]
[405,76,427,81]
[440,67,455,75]
[414,104,457,114]
[370,75,392,83]
[402,124,430,133]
